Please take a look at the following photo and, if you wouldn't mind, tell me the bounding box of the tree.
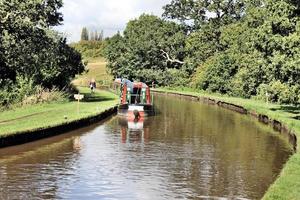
[192,0,300,103]
[98,30,104,41]
[0,0,85,105]
[105,14,187,85]
[163,0,245,31]
[94,30,98,41]
[90,30,96,41]
[163,0,247,73]
[81,27,89,41]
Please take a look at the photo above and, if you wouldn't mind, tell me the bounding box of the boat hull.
[118,104,155,119]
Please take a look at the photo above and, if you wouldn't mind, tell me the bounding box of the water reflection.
[0,95,293,200]
[118,117,150,144]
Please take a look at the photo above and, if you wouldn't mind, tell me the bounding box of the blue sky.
[56,0,171,42]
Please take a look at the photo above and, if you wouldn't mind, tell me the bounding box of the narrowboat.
[114,79,155,119]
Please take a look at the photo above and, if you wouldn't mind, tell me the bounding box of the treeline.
[70,28,106,59]
[0,0,84,107]
[105,0,300,104]
[81,27,104,42]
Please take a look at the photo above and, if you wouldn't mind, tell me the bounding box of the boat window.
[131,88,141,104]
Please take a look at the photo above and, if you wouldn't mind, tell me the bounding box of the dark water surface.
[0,95,293,200]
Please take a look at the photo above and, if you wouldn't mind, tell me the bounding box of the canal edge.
[0,105,118,148]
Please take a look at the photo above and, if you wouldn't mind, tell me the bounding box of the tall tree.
[80,27,89,41]
[98,30,104,41]
[94,30,99,41]
[90,31,95,41]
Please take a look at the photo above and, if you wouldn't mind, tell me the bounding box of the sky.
[56,0,171,42]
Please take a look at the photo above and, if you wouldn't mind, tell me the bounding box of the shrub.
[0,77,69,109]
[22,87,67,105]
[257,81,299,104]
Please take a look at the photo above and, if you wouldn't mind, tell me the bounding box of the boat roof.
[115,78,149,89]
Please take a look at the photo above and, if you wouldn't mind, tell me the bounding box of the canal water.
[0,95,293,200]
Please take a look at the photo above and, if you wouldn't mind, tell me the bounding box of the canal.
[0,95,293,199]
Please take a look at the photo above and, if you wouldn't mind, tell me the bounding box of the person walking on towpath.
[89,79,96,93]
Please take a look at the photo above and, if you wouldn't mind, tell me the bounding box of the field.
[72,57,113,88]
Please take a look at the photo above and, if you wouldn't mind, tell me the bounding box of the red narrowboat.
[115,79,155,120]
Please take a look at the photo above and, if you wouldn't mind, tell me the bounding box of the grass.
[0,57,116,137]
[263,154,300,200]
[72,57,113,87]
[154,87,300,200]
[0,87,118,137]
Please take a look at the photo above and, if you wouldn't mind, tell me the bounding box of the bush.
[22,87,67,105]
[0,76,69,109]
[0,85,14,108]
[0,76,36,107]
[257,81,299,104]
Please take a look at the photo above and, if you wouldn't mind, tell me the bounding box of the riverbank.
[153,87,300,200]
[0,87,118,147]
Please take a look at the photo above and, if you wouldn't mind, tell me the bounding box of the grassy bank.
[0,56,118,144]
[154,87,300,200]
[0,87,118,137]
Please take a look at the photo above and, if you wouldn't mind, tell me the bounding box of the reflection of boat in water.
[114,79,155,120]
[118,117,150,143]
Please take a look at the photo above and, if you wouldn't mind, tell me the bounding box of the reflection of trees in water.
[143,95,293,199]
[0,133,83,199]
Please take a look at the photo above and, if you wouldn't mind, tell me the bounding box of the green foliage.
[163,0,245,30]
[0,76,37,107]
[0,0,84,107]
[103,33,125,77]
[190,0,300,104]
[257,81,299,104]
[103,0,299,105]
[163,0,248,75]
[21,86,68,105]
[133,68,189,86]
[185,23,220,73]
[71,40,105,59]
[0,75,70,108]
[104,14,187,86]
[193,53,238,93]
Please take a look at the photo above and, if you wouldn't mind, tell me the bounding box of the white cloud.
[55,0,171,42]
